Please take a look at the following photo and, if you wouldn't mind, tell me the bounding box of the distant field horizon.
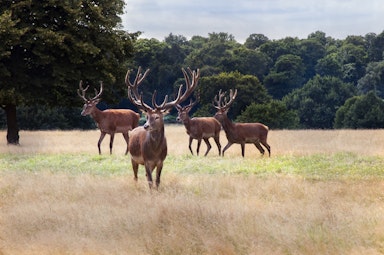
[1,126,383,156]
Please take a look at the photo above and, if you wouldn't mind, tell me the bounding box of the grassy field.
[0,126,384,254]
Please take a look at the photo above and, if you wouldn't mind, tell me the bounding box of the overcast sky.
[121,0,384,43]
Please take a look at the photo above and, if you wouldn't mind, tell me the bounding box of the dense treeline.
[115,31,384,130]
[1,1,384,138]
[2,30,384,130]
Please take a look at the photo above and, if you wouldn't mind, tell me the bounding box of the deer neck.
[221,115,236,134]
[90,107,103,122]
[147,126,165,149]
[181,116,191,129]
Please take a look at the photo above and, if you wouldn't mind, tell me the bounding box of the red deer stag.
[176,98,221,156]
[77,81,140,155]
[213,89,271,157]
[125,67,200,189]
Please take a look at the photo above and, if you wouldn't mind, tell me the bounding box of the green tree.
[184,32,241,76]
[0,0,135,144]
[236,100,299,129]
[263,54,305,99]
[194,72,271,119]
[366,31,384,62]
[338,41,368,84]
[315,52,343,78]
[299,38,325,79]
[335,91,384,128]
[259,37,300,62]
[357,60,384,97]
[284,75,357,128]
[231,46,271,78]
[244,33,269,49]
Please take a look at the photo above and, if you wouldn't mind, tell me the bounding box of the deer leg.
[131,159,139,182]
[188,136,194,155]
[260,140,271,157]
[214,135,221,156]
[155,162,163,190]
[109,133,115,154]
[98,132,107,155]
[254,142,265,155]
[144,163,154,189]
[196,138,202,156]
[203,138,211,156]
[122,132,129,155]
[222,142,233,157]
[241,143,245,157]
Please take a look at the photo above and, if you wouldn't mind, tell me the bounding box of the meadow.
[0,126,384,254]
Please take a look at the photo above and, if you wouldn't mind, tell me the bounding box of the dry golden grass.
[0,126,384,254]
[1,126,384,156]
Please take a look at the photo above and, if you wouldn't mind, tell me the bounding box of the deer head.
[175,98,198,123]
[77,81,103,116]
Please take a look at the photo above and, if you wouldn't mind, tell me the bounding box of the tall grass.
[0,127,384,254]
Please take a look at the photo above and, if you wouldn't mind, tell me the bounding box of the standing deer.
[77,81,140,155]
[176,98,221,156]
[125,67,200,189]
[213,89,271,157]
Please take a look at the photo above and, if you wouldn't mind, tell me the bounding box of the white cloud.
[122,0,384,42]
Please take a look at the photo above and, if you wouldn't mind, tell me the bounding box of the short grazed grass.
[0,127,384,254]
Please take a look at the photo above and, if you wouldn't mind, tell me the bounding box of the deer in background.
[126,67,200,189]
[213,89,271,158]
[77,81,140,155]
[176,98,221,156]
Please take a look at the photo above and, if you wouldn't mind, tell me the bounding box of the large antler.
[125,67,151,111]
[77,80,103,102]
[156,67,200,111]
[126,67,200,112]
[213,89,238,111]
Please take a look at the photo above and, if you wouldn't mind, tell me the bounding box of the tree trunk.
[4,104,20,145]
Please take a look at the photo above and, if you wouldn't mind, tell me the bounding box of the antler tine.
[161,68,200,110]
[125,67,150,99]
[186,97,198,110]
[213,89,225,109]
[213,89,237,110]
[223,89,237,110]
[126,67,152,111]
[90,81,103,101]
[77,80,90,101]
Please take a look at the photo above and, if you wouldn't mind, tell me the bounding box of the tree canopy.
[0,0,137,143]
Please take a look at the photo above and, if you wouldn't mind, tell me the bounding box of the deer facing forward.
[176,99,221,156]
[213,89,271,158]
[77,81,140,155]
[126,67,200,189]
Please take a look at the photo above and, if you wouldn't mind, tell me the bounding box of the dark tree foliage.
[263,54,305,99]
[357,61,384,97]
[236,100,299,129]
[284,75,357,129]
[0,0,135,143]
[334,91,384,129]
[3,20,384,133]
